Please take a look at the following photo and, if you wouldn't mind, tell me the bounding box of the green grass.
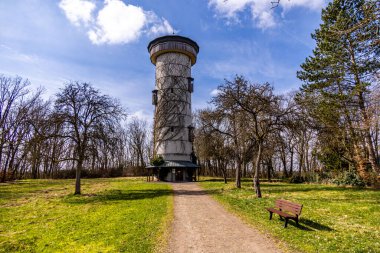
[199,178,380,253]
[0,178,173,253]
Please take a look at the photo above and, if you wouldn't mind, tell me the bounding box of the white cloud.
[59,0,95,26]
[88,1,146,44]
[146,13,175,36]
[250,1,276,29]
[280,0,325,11]
[209,0,326,29]
[210,88,220,96]
[209,0,250,18]
[59,0,174,45]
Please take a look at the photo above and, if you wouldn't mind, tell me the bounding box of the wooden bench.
[266,199,303,228]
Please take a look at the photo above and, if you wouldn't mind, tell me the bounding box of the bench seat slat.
[266,208,297,218]
[276,200,302,208]
[275,199,302,216]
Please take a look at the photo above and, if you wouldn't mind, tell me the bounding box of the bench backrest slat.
[275,199,303,216]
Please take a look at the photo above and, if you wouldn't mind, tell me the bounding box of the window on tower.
[187,77,194,93]
[188,126,194,142]
[152,90,158,105]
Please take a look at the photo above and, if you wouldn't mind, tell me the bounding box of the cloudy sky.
[0,0,329,122]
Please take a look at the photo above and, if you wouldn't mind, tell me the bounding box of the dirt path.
[167,183,282,253]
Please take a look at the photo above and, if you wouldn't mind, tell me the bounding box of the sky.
[0,0,329,123]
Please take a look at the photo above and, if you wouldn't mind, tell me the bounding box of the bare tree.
[195,110,234,183]
[126,118,148,168]
[0,75,42,182]
[54,82,126,194]
[199,106,247,188]
[216,76,291,197]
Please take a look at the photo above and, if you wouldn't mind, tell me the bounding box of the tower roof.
[147,35,199,65]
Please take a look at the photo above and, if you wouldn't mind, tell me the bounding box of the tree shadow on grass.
[174,189,219,196]
[263,185,377,193]
[200,178,283,183]
[63,187,220,205]
[200,178,226,183]
[63,189,173,205]
[301,218,334,231]
[0,183,68,203]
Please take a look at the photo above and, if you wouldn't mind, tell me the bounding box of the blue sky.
[0,0,329,122]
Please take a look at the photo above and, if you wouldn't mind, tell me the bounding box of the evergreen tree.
[297,0,380,183]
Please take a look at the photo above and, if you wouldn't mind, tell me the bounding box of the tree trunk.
[253,142,262,198]
[0,146,6,182]
[3,150,11,182]
[348,38,380,176]
[374,122,379,159]
[298,152,304,176]
[221,163,227,184]
[1,165,6,182]
[138,148,145,168]
[75,157,83,195]
[267,158,272,182]
[364,121,380,174]
[289,147,294,177]
[359,100,379,175]
[343,103,372,182]
[281,147,288,177]
[279,139,288,178]
[236,158,241,188]
[207,159,211,176]
[352,143,370,182]
[305,135,311,173]
[298,137,305,176]
[0,136,6,182]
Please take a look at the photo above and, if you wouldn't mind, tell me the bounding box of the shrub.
[332,170,366,187]
[150,156,165,166]
[289,175,308,184]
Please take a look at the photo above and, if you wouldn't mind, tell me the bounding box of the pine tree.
[297,0,380,183]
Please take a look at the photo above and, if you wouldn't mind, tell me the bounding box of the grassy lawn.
[199,178,380,253]
[0,178,173,253]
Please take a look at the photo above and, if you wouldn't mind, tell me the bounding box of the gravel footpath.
[166,182,282,253]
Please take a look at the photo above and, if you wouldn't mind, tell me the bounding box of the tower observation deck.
[147,35,199,182]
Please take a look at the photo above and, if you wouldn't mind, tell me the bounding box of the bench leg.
[284,218,289,228]
[269,212,273,220]
[296,217,299,226]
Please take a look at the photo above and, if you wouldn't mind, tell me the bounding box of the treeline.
[195,77,378,189]
[0,76,151,185]
[195,0,380,195]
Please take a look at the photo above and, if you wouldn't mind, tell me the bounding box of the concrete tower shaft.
[148,36,199,162]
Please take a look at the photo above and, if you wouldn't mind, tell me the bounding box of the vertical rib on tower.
[147,35,199,182]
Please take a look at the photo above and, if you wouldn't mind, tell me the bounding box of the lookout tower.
[146,35,199,182]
